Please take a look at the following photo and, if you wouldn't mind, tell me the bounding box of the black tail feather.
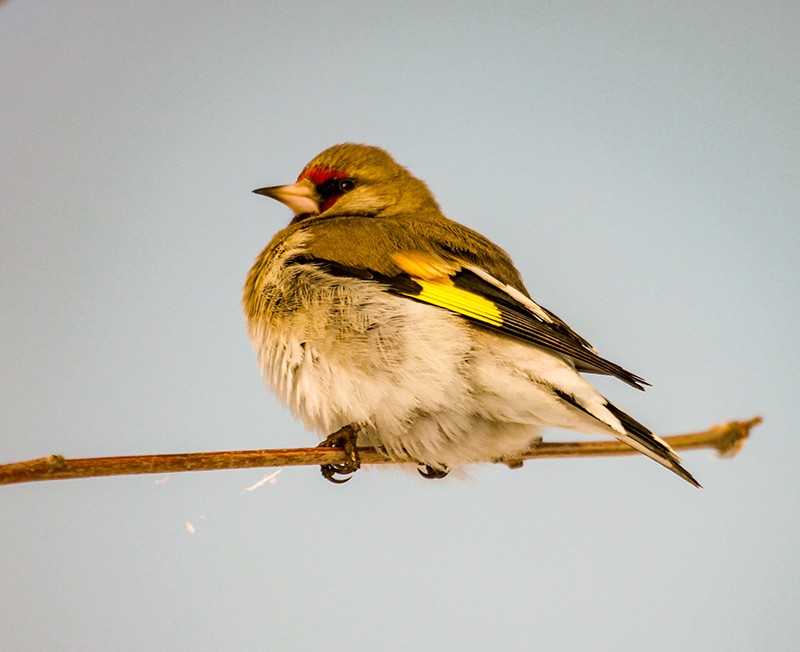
[604,402,702,488]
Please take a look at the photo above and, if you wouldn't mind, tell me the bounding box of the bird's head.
[253,143,440,223]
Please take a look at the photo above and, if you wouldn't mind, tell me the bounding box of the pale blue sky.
[1,2,798,650]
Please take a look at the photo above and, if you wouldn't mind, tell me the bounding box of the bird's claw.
[417,463,449,480]
[319,465,354,484]
[318,424,362,484]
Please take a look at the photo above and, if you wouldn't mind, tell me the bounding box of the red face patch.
[297,166,351,212]
[297,166,346,185]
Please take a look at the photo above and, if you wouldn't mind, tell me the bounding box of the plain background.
[1,2,798,650]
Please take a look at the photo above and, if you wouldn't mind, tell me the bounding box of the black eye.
[336,178,355,193]
[317,177,356,199]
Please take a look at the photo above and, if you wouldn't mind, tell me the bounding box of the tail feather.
[604,402,702,488]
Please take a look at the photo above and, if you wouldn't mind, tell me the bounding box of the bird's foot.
[319,423,362,484]
[499,435,542,469]
[417,463,449,480]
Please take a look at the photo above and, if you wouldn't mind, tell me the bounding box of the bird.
[243,143,700,487]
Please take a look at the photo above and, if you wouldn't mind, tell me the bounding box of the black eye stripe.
[317,177,356,197]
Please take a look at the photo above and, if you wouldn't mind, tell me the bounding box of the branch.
[0,417,761,486]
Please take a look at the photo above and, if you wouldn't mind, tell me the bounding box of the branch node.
[714,416,762,457]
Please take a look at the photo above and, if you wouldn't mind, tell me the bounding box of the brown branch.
[0,417,761,486]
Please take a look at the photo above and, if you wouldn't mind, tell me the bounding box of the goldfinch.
[243,143,699,487]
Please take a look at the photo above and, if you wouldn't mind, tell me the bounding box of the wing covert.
[287,251,648,390]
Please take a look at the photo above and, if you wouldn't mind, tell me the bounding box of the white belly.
[247,264,612,469]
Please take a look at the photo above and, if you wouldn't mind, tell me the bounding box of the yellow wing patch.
[391,251,460,281]
[413,279,503,326]
[390,251,503,326]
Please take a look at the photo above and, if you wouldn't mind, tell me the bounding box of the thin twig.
[0,417,761,486]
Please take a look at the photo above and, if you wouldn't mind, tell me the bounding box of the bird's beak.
[253,182,320,216]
